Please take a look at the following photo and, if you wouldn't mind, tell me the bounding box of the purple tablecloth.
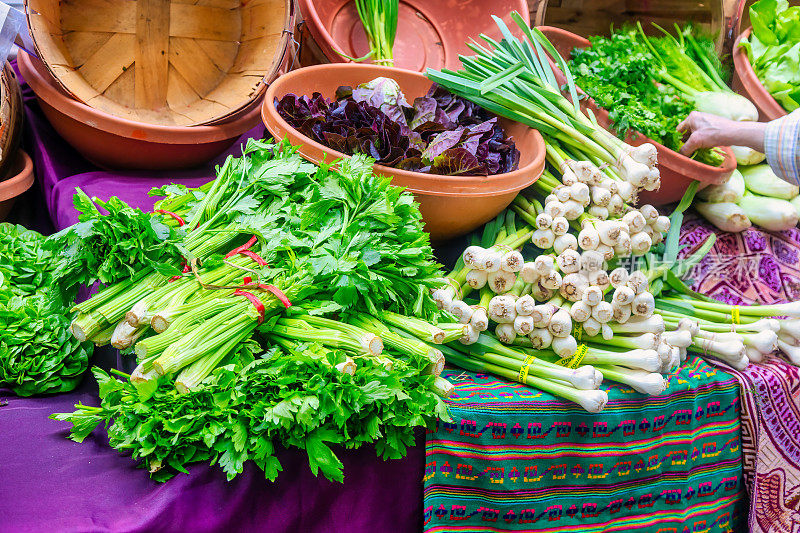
[0,62,425,532]
[0,347,425,532]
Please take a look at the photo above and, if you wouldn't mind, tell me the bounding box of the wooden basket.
[25,0,296,126]
[529,0,742,53]
[0,65,24,180]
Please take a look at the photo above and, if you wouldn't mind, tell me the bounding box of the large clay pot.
[296,0,530,72]
[732,28,788,122]
[0,150,34,221]
[538,26,737,206]
[17,51,262,171]
[262,64,546,241]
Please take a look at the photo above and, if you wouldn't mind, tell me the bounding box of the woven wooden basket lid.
[0,65,24,180]
[25,0,294,126]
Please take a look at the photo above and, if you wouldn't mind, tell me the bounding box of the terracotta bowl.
[17,51,262,170]
[262,64,545,241]
[732,28,788,122]
[297,0,530,72]
[0,150,34,221]
[538,26,737,206]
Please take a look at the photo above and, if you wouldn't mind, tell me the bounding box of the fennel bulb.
[738,193,799,231]
[740,164,800,200]
[695,201,752,232]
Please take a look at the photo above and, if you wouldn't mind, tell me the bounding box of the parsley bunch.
[570,27,723,166]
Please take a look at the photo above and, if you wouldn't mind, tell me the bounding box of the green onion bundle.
[355,0,399,66]
[431,171,800,412]
[427,12,663,198]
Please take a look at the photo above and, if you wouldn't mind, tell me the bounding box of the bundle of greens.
[0,223,53,299]
[0,223,92,396]
[569,28,700,159]
[639,23,762,164]
[48,190,188,299]
[53,139,457,482]
[570,24,759,166]
[354,0,398,66]
[57,344,447,482]
[743,0,800,113]
[0,289,91,396]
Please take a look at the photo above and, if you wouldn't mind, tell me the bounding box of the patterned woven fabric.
[423,356,745,532]
[680,215,800,532]
[679,215,800,305]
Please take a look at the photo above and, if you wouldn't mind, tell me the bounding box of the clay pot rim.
[733,27,788,120]
[262,63,545,197]
[538,25,737,181]
[17,51,261,144]
[0,150,34,202]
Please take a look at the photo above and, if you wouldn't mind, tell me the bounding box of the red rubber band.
[241,276,291,309]
[234,290,266,324]
[168,262,192,282]
[238,249,268,266]
[225,236,259,259]
[154,210,186,227]
[259,284,292,308]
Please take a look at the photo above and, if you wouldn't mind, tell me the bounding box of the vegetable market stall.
[1,57,753,533]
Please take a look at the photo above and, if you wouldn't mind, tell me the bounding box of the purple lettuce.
[275,79,520,176]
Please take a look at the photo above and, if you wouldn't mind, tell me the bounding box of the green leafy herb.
[569,26,727,165]
[52,344,446,483]
[0,223,93,396]
[49,190,188,297]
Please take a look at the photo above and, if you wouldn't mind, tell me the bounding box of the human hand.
[677,112,739,156]
[677,111,766,155]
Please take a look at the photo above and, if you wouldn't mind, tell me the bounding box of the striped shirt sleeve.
[764,108,800,186]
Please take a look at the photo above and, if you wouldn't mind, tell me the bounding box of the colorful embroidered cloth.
[680,215,800,532]
[423,356,746,532]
